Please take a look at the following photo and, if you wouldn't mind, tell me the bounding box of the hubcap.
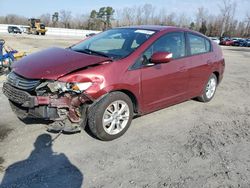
[206,77,216,99]
[102,100,130,135]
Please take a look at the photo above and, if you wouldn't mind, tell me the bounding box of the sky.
[0,0,249,21]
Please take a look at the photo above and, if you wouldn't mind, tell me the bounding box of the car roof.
[119,25,206,36]
[119,25,185,31]
[115,25,209,39]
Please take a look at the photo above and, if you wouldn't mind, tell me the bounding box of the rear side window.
[188,33,211,55]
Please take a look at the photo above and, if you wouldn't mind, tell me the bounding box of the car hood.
[12,47,111,80]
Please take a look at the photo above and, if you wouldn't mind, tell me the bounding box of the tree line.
[0,0,249,37]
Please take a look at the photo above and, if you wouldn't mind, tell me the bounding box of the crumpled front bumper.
[3,82,71,108]
[2,82,92,122]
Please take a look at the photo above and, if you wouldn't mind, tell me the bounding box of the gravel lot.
[0,34,250,188]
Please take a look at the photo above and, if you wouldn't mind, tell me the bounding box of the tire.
[41,33,45,36]
[197,73,218,102]
[88,92,133,141]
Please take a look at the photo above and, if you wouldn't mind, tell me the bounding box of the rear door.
[140,32,189,112]
[185,33,213,97]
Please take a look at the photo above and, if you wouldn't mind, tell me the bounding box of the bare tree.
[245,13,250,37]
[0,14,27,25]
[72,14,88,29]
[60,10,72,28]
[39,13,51,26]
[177,13,190,28]
[219,0,237,36]
[195,7,208,31]
[121,7,135,26]
[142,4,155,25]
[135,6,143,25]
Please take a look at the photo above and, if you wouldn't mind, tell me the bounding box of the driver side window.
[144,32,186,60]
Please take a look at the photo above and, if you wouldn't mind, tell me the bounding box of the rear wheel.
[88,92,133,141]
[197,73,217,102]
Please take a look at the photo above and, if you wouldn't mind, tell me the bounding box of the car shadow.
[20,118,53,125]
[0,133,84,188]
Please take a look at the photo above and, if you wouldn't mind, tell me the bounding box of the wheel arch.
[110,89,139,114]
[213,71,220,84]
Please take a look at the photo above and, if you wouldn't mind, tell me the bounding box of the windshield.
[71,28,156,60]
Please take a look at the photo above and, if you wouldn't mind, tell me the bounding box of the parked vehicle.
[232,39,247,47]
[2,26,225,141]
[210,37,220,45]
[220,39,234,46]
[245,39,250,47]
[86,33,96,37]
[8,26,22,34]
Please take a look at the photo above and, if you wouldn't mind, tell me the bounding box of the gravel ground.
[0,34,250,188]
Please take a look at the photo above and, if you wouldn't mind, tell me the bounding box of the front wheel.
[197,73,217,102]
[88,92,133,141]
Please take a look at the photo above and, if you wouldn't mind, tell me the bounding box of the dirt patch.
[0,126,12,172]
[0,157,4,172]
[0,126,13,141]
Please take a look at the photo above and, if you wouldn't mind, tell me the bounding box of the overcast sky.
[0,0,249,21]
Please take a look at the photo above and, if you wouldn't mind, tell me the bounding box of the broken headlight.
[48,81,92,93]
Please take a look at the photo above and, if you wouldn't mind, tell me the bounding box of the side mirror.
[150,52,173,64]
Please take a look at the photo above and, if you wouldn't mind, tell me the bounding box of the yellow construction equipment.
[28,18,47,35]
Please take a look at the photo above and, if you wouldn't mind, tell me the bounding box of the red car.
[3,26,225,141]
[220,39,234,46]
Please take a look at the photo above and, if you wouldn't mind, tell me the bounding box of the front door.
[140,32,189,112]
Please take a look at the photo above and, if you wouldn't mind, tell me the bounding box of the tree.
[199,21,207,34]
[60,10,72,28]
[189,22,195,30]
[88,10,98,30]
[52,12,59,27]
[97,7,115,30]
[245,13,250,37]
[219,0,237,37]
[88,7,115,30]
[142,4,155,24]
[1,14,27,25]
[72,14,88,29]
[195,7,208,31]
[177,13,190,28]
[39,13,51,26]
[120,7,135,26]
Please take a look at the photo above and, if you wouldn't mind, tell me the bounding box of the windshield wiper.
[74,48,110,58]
[84,49,110,58]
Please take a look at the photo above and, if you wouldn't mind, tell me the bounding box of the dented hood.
[12,47,110,80]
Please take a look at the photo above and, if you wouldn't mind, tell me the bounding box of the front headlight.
[66,82,92,92]
[48,81,92,93]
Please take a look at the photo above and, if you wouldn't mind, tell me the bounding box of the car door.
[140,32,189,112]
[185,33,213,98]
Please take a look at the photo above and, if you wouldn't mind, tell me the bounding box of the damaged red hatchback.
[3,26,225,141]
